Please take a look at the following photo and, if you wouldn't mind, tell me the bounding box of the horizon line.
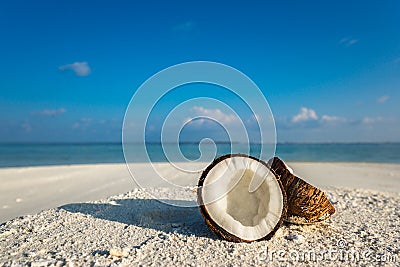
[1,141,400,145]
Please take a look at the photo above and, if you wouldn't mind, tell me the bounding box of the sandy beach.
[1,162,399,223]
[1,162,399,266]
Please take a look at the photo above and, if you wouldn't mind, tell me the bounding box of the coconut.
[197,154,287,242]
[268,157,335,224]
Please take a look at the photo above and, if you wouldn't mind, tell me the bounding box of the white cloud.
[290,108,349,127]
[72,117,92,129]
[340,37,358,47]
[362,117,383,124]
[187,106,239,125]
[377,95,389,103]
[321,115,347,123]
[292,107,318,123]
[59,62,91,76]
[36,108,66,116]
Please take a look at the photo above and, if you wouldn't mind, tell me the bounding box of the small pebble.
[158,233,168,240]
[109,248,129,258]
[31,260,49,267]
[286,234,305,242]
[227,245,236,254]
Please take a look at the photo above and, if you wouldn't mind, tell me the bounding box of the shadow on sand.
[58,198,215,239]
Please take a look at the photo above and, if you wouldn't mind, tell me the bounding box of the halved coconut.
[268,157,335,224]
[197,154,287,242]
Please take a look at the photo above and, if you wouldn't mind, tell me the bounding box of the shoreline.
[1,158,400,169]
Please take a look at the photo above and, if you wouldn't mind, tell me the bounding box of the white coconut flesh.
[201,156,284,241]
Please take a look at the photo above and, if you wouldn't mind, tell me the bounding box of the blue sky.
[0,0,399,143]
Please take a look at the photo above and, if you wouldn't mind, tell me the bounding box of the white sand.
[0,162,399,266]
[1,162,399,223]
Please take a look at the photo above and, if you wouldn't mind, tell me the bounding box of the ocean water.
[0,143,399,168]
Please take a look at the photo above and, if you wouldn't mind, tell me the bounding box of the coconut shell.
[268,157,335,224]
[197,154,287,242]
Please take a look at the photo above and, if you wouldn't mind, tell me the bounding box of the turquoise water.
[0,143,399,167]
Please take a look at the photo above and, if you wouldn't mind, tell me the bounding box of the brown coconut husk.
[268,157,335,224]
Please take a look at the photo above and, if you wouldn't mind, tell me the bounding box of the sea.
[0,143,399,168]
